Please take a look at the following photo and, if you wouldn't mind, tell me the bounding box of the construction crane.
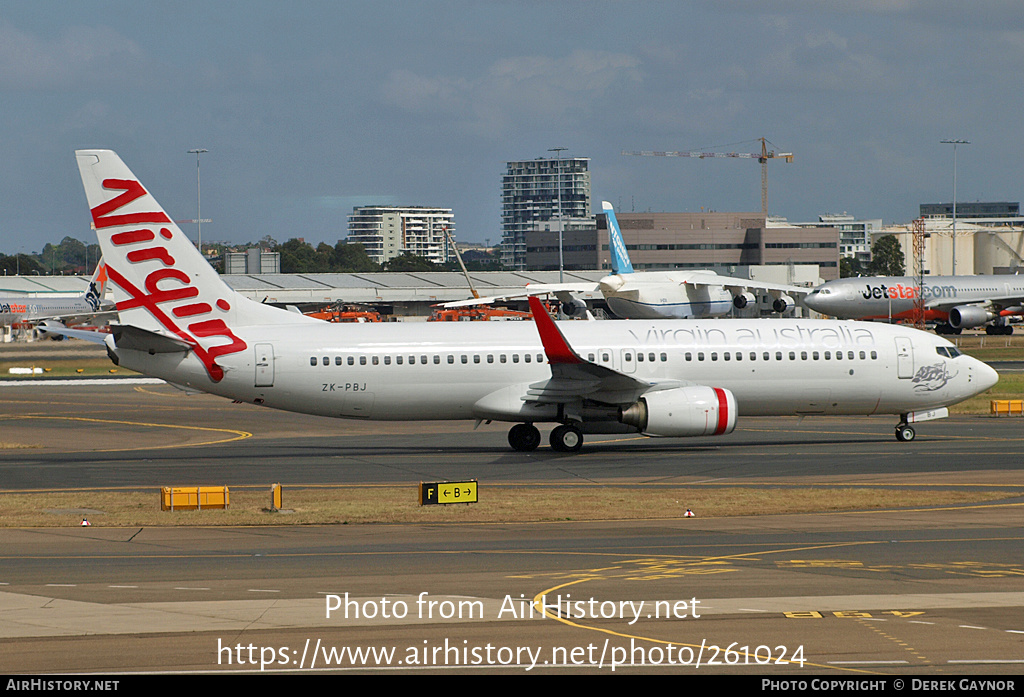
[622,137,794,218]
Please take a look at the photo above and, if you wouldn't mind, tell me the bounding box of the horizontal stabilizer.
[111,324,192,353]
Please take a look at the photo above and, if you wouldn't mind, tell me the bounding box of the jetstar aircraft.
[62,150,997,452]
[444,201,805,319]
[0,261,114,338]
[803,275,1024,335]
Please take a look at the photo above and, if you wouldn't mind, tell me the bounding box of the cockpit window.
[936,346,962,358]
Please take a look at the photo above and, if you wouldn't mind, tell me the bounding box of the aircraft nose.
[975,359,999,393]
[803,290,829,314]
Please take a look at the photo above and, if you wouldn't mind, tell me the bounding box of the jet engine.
[772,294,794,313]
[618,385,737,437]
[560,298,589,317]
[733,291,756,309]
[36,320,67,341]
[948,305,996,330]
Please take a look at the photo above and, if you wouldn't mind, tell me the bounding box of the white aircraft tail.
[75,149,315,381]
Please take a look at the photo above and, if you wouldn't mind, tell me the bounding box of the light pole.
[548,147,567,282]
[940,139,969,276]
[187,148,208,256]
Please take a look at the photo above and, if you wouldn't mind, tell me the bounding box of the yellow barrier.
[990,400,1024,416]
[160,486,230,511]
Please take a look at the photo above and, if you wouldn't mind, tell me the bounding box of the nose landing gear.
[895,421,916,442]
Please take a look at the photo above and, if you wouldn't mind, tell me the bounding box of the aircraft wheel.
[550,424,584,453]
[508,423,541,452]
[895,424,915,442]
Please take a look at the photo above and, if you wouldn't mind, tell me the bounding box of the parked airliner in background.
[0,261,114,338]
[445,201,805,319]
[804,275,1024,335]
[61,150,997,452]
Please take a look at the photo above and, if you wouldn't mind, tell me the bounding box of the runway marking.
[858,617,932,666]
[520,541,911,675]
[0,415,251,451]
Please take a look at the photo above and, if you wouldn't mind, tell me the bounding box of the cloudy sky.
[1,1,1023,254]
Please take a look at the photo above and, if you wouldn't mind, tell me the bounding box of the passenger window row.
[683,350,877,362]
[310,353,546,367]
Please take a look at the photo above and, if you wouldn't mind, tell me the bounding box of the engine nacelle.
[561,298,588,317]
[948,305,996,329]
[733,291,755,309]
[772,294,794,313]
[36,320,67,341]
[619,386,737,437]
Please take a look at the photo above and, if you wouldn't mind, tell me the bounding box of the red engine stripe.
[713,387,729,435]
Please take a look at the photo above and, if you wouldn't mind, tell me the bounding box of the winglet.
[603,201,633,275]
[528,296,583,365]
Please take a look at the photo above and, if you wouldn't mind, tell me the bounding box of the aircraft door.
[255,343,274,387]
[620,349,636,373]
[895,337,913,379]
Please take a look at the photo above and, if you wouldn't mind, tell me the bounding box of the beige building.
[347,206,455,265]
[883,218,1024,276]
[525,211,840,281]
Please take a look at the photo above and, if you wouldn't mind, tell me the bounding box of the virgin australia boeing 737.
[63,150,997,451]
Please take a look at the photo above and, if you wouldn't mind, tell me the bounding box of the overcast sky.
[2,1,1023,254]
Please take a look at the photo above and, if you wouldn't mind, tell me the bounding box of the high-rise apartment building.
[500,157,593,269]
[347,206,455,265]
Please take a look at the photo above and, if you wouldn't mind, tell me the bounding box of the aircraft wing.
[442,283,599,308]
[680,270,808,295]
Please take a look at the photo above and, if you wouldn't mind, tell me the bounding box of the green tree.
[278,238,328,273]
[0,254,45,276]
[840,256,866,278]
[382,253,438,272]
[868,235,905,276]
[332,242,379,272]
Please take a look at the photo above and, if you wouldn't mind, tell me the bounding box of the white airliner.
[804,275,1024,336]
[445,201,804,319]
[0,261,114,338]
[62,150,997,452]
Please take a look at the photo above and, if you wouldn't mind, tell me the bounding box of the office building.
[500,156,593,269]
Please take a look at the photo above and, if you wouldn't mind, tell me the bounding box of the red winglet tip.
[529,296,582,364]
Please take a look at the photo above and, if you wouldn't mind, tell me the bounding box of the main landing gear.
[549,423,584,453]
[507,422,584,453]
[508,423,541,452]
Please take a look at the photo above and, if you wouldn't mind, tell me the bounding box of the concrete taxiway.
[0,381,1022,674]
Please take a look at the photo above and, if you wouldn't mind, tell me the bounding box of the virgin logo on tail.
[94,178,247,382]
